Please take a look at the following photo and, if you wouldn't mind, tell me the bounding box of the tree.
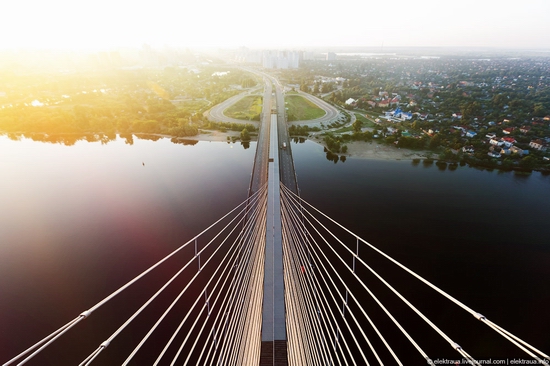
[429,134,441,149]
[461,101,481,120]
[352,119,362,133]
[520,156,536,170]
[240,128,251,141]
[533,103,547,117]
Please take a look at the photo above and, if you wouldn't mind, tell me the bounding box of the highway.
[248,76,273,195]
[221,67,318,196]
[273,79,298,194]
[248,70,298,195]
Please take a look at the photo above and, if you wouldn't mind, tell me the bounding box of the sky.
[2,0,550,51]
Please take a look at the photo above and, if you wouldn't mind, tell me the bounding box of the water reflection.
[435,161,447,170]
[323,147,346,164]
[0,132,252,150]
[0,135,256,363]
[135,134,162,141]
[120,133,134,145]
[171,138,198,146]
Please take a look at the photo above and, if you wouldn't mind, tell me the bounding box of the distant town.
[1,47,549,171]
[266,52,550,171]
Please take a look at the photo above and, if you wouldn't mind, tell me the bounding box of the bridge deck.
[261,114,288,365]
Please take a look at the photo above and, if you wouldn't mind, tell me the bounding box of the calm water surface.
[1,136,548,363]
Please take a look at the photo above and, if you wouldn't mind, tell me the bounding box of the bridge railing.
[4,185,268,366]
[279,183,549,365]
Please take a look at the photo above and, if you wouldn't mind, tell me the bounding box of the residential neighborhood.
[278,55,550,171]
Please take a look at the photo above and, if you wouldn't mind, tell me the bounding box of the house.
[509,146,524,155]
[367,101,376,108]
[502,127,515,135]
[486,133,496,139]
[390,96,401,106]
[399,111,413,121]
[345,98,356,105]
[378,99,390,108]
[520,126,531,134]
[452,113,463,119]
[489,138,504,146]
[466,130,477,138]
[462,145,475,153]
[488,151,501,158]
[529,139,548,151]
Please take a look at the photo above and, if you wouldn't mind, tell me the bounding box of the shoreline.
[155,131,430,161]
[308,137,430,161]
[184,132,429,161]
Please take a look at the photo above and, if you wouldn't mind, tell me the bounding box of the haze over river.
[0,135,548,363]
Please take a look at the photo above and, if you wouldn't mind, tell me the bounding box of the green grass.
[285,95,326,121]
[354,113,377,127]
[177,99,211,111]
[224,96,263,120]
[332,126,354,133]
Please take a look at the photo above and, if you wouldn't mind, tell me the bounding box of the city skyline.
[2,0,550,51]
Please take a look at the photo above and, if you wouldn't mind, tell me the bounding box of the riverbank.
[310,137,429,161]
[161,129,257,143]
[181,130,242,142]
[188,131,427,161]
[345,140,429,160]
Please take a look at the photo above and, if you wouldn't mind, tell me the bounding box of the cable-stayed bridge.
[3,76,549,366]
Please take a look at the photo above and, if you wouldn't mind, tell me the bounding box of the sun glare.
[2,0,550,50]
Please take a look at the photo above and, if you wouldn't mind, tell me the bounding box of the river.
[0,135,548,363]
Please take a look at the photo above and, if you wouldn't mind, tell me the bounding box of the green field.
[285,95,326,121]
[176,99,211,111]
[224,96,263,121]
[354,113,377,127]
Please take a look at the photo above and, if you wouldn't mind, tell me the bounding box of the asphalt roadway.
[248,76,272,195]
[207,67,335,196]
[206,91,261,126]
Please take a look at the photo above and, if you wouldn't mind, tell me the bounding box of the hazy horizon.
[3,0,550,51]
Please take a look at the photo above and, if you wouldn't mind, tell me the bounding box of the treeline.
[0,102,199,137]
[204,121,257,133]
[323,135,348,154]
[288,124,321,136]
[0,66,262,138]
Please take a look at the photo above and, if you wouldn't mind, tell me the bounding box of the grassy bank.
[224,96,262,121]
[285,95,326,121]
